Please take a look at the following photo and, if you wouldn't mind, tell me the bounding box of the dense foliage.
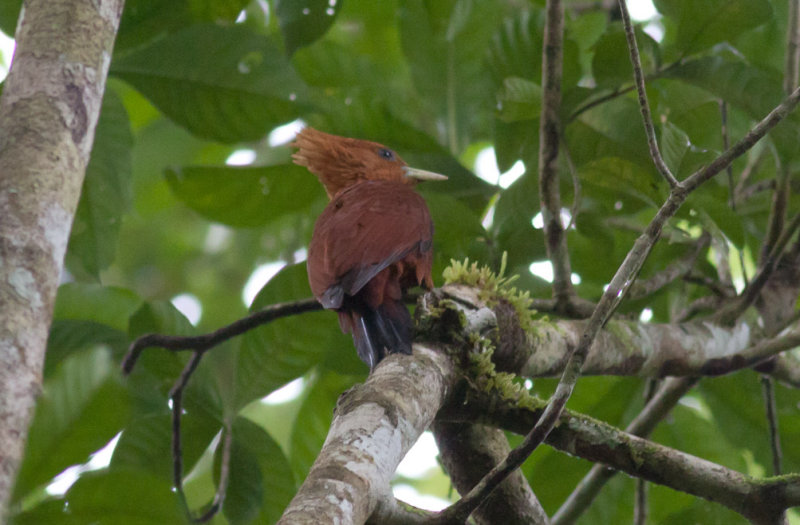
[4,0,800,523]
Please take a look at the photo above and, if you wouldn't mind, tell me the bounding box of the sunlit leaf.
[13,348,130,501]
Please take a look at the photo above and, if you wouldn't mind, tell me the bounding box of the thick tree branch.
[0,0,123,514]
[432,422,549,525]
[278,345,457,524]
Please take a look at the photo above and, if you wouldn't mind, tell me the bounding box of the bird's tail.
[338,300,413,369]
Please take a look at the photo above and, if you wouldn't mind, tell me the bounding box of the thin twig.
[538,0,574,308]
[618,0,679,188]
[121,298,322,374]
[567,85,636,122]
[627,232,710,300]
[761,375,783,476]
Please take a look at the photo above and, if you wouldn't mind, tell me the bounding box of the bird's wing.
[307,181,433,308]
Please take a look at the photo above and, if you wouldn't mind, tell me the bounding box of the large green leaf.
[0,1,20,40]
[65,469,185,524]
[496,76,542,123]
[664,55,799,160]
[166,164,324,228]
[236,263,355,408]
[399,0,505,149]
[489,8,582,90]
[578,157,664,208]
[53,283,142,332]
[289,371,359,481]
[115,0,250,51]
[654,0,772,57]
[221,417,296,524]
[111,24,308,143]
[12,347,130,501]
[591,23,660,88]
[276,0,342,55]
[110,413,221,483]
[67,87,133,279]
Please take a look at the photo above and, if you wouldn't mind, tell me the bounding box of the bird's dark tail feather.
[349,300,413,369]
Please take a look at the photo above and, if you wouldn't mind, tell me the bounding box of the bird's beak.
[403,166,448,181]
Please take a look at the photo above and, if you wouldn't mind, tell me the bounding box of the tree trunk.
[0,0,123,515]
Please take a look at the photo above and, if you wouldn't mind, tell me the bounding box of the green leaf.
[67,87,133,279]
[660,121,690,175]
[111,24,307,143]
[496,77,542,123]
[53,283,142,332]
[65,469,185,524]
[664,55,799,160]
[489,9,582,90]
[578,157,664,208]
[110,413,220,482]
[166,164,324,228]
[491,172,547,272]
[221,417,296,524]
[13,347,130,501]
[399,0,504,148]
[289,371,359,481]
[0,0,21,37]
[276,0,342,55]
[591,23,659,88]
[115,0,250,51]
[422,190,488,275]
[236,264,355,408]
[45,320,129,377]
[654,0,772,56]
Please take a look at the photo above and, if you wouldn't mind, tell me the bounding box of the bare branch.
[432,422,549,525]
[121,298,322,374]
[538,0,575,308]
[627,232,710,300]
[618,0,679,187]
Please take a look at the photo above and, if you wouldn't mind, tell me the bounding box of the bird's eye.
[378,148,395,161]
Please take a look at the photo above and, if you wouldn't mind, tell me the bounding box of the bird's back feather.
[307,180,434,367]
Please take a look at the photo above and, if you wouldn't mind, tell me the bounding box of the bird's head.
[292,127,447,199]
